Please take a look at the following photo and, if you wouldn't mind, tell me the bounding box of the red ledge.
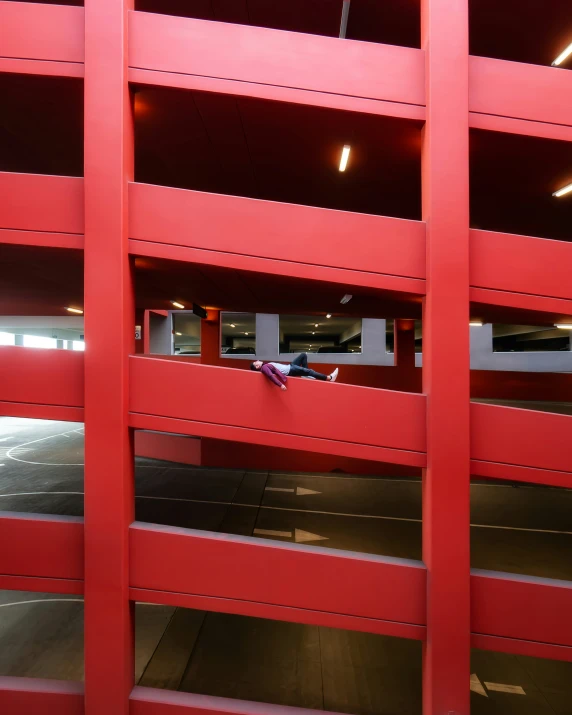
[469,113,572,143]
[129,240,426,297]
[470,287,572,317]
[471,460,572,489]
[471,634,572,663]
[129,413,427,469]
[130,588,426,642]
[0,57,84,78]
[0,401,84,423]
[0,575,83,595]
[0,228,83,250]
[0,677,84,714]
[128,68,426,122]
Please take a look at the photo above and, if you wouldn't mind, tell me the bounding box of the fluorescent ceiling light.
[65,307,83,314]
[469,321,483,327]
[326,314,332,319]
[339,145,351,172]
[552,42,572,67]
[230,323,236,328]
[555,324,572,329]
[553,182,572,198]
[312,331,315,335]
[175,332,182,336]
[244,332,249,335]
[340,294,352,304]
[171,301,185,309]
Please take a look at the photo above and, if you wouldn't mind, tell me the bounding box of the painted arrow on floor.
[253,528,328,543]
[470,674,488,697]
[265,487,321,496]
[471,674,526,697]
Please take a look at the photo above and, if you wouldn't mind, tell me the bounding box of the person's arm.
[261,364,287,389]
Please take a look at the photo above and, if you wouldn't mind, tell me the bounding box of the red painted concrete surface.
[1,2,572,714]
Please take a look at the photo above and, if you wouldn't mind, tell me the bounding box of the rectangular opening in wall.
[0,73,83,177]
[470,648,572,708]
[470,478,572,581]
[221,312,256,355]
[135,0,421,49]
[0,417,84,518]
[134,430,422,560]
[493,324,571,353]
[136,605,422,711]
[470,0,571,69]
[279,315,362,354]
[134,86,423,220]
[173,312,201,355]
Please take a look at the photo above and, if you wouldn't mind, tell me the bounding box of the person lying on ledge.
[251,352,338,391]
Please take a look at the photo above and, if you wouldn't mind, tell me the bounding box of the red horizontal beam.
[0,574,84,595]
[0,57,84,78]
[130,522,427,627]
[0,512,84,580]
[129,11,425,107]
[470,460,572,490]
[471,229,572,303]
[129,68,426,122]
[471,402,572,475]
[129,183,426,292]
[0,346,84,409]
[472,569,572,650]
[472,634,572,663]
[470,56,572,128]
[130,588,426,641]
[470,286,572,318]
[0,228,83,250]
[129,413,427,469]
[131,687,342,715]
[129,357,427,460]
[0,1,84,64]
[0,173,84,235]
[0,401,84,423]
[0,678,84,715]
[469,113,572,143]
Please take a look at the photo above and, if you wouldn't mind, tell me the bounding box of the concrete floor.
[1,417,572,714]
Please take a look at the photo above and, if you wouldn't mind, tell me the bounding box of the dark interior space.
[470,0,572,69]
[493,325,571,353]
[134,85,423,220]
[136,0,421,49]
[470,129,572,241]
[0,74,83,177]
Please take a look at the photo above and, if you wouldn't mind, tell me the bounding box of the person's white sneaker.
[329,368,338,382]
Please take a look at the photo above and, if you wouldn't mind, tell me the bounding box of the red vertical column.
[394,319,416,370]
[201,309,221,365]
[83,1,135,713]
[421,0,470,713]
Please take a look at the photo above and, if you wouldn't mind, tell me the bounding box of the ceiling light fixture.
[340,294,352,305]
[65,307,83,314]
[312,332,315,335]
[555,324,572,329]
[230,324,236,328]
[339,145,351,172]
[552,42,572,67]
[553,182,572,198]
[469,321,483,327]
[245,332,249,335]
[175,332,182,336]
[326,314,332,319]
[171,301,185,309]
[314,323,319,328]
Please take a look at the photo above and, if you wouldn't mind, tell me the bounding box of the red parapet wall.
[0,346,84,417]
[128,356,427,465]
[0,173,84,235]
[129,183,426,294]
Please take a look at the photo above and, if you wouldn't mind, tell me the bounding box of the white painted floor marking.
[6,428,84,466]
[484,682,526,695]
[265,486,321,496]
[470,674,488,697]
[0,437,15,442]
[0,491,570,536]
[253,528,328,543]
[0,598,83,609]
